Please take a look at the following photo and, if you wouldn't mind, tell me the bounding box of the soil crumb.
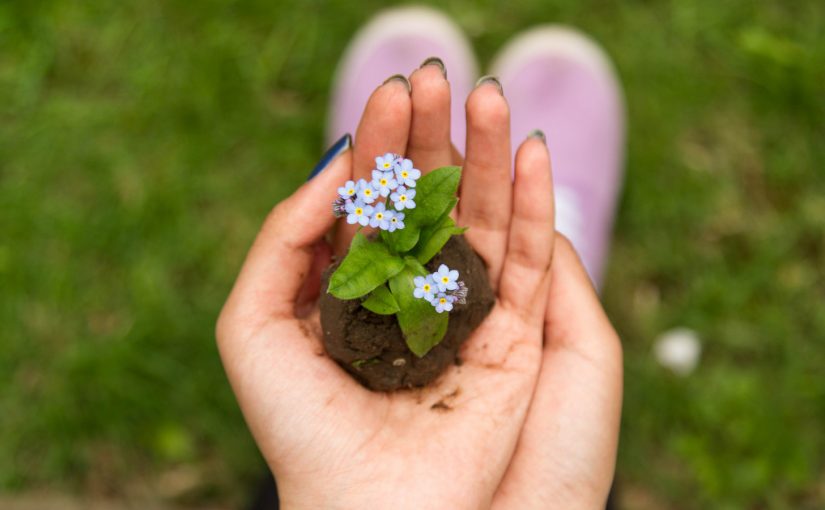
[319,236,494,391]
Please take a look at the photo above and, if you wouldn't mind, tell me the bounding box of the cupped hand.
[216,65,555,509]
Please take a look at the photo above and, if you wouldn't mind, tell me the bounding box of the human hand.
[216,65,554,509]
[491,235,623,509]
[395,66,622,510]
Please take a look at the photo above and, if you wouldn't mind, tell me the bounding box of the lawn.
[1,0,823,508]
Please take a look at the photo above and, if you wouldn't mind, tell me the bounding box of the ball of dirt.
[319,236,495,391]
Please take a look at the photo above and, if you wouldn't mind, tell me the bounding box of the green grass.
[1,0,823,507]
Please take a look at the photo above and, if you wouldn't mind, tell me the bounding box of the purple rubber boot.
[327,6,478,153]
[491,26,626,289]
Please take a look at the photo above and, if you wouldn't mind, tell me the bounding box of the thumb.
[219,139,352,331]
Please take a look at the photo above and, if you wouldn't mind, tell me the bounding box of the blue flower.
[355,178,377,204]
[433,293,456,313]
[345,199,373,226]
[394,158,421,187]
[371,169,398,197]
[388,211,405,232]
[369,202,392,230]
[375,152,400,172]
[337,180,358,199]
[432,264,459,292]
[413,275,437,302]
[390,186,416,211]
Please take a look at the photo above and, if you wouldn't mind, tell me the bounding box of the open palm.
[217,67,554,508]
[218,64,622,509]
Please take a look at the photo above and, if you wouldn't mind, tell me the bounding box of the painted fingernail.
[475,75,503,95]
[308,133,352,181]
[527,129,546,144]
[383,74,411,94]
[420,56,447,79]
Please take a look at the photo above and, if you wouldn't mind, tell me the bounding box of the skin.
[217,63,622,509]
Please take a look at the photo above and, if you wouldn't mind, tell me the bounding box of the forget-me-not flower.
[345,199,373,226]
[413,275,437,302]
[337,180,358,199]
[356,178,377,204]
[369,202,392,230]
[433,264,459,292]
[375,153,399,172]
[394,158,421,187]
[433,293,456,313]
[390,186,416,211]
[388,211,405,232]
[371,170,398,197]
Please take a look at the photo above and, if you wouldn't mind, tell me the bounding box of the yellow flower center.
[355,207,363,215]
[376,213,383,219]
[364,189,372,196]
[423,284,430,291]
[400,195,406,201]
[380,179,387,186]
[383,162,391,169]
[442,276,449,283]
[440,298,447,304]
[401,171,408,178]
[347,188,355,195]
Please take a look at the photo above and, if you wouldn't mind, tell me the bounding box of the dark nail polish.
[382,74,411,93]
[527,129,547,144]
[475,75,503,95]
[308,133,352,181]
[420,56,447,79]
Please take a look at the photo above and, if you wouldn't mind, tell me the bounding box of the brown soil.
[319,235,494,391]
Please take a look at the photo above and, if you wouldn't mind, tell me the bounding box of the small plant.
[328,154,467,357]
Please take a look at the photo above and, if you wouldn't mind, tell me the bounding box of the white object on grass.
[654,327,702,376]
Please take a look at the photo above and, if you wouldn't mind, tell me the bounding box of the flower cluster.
[332,153,421,231]
[413,264,468,313]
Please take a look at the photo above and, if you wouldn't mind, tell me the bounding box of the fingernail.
[475,75,503,95]
[382,74,411,94]
[308,133,352,180]
[527,129,546,144]
[420,56,447,79]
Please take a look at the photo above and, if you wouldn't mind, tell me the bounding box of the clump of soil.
[319,236,494,391]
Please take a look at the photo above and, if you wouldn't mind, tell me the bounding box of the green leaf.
[361,284,400,315]
[381,224,420,253]
[388,261,449,357]
[411,203,466,264]
[328,232,405,300]
[409,166,461,226]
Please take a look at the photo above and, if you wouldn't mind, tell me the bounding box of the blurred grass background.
[1,0,823,508]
